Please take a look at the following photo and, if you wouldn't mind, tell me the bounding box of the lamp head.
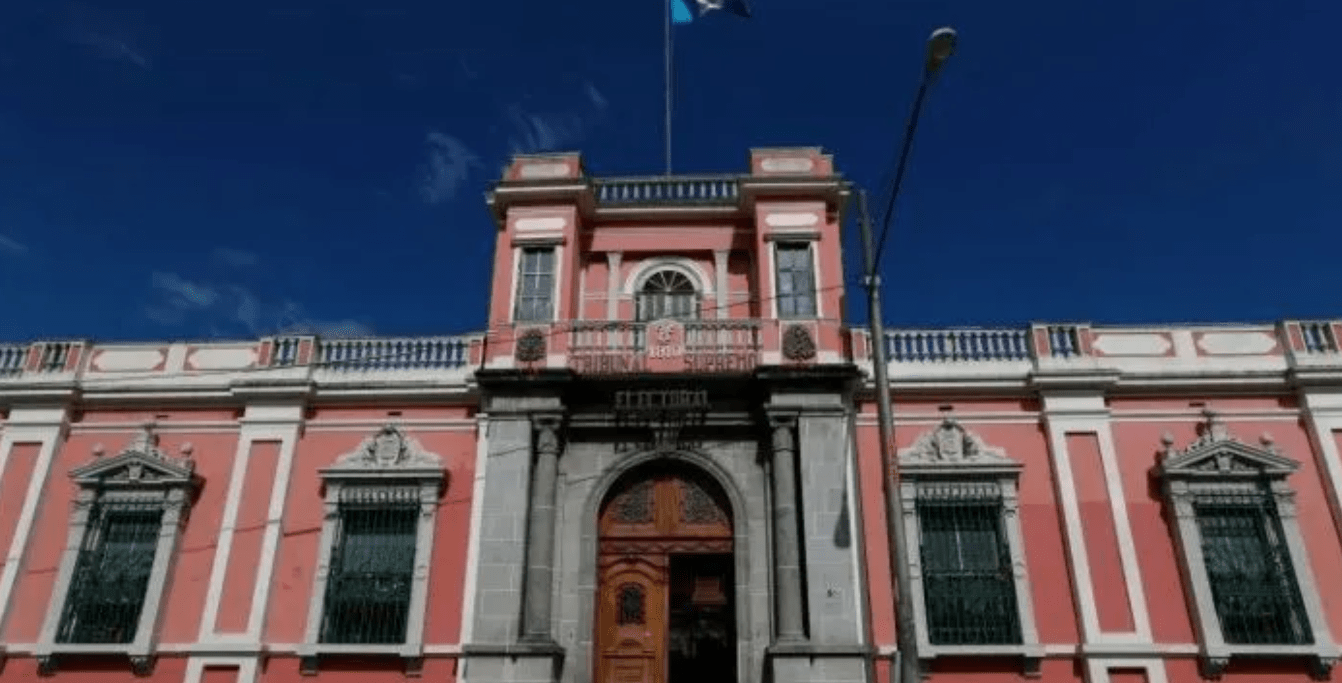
[926,27,958,74]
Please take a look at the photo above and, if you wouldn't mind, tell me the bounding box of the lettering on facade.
[572,320,758,376]
[613,388,710,453]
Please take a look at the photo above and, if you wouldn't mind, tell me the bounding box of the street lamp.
[856,26,957,683]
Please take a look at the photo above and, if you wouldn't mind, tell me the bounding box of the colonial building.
[2,148,1342,683]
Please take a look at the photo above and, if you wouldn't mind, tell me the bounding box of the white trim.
[713,250,729,320]
[459,415,490,644]
[0,419,67,631]
[1094,420,1154,641]
[621,256,713,297]
[1298,389,1342,562]
[1085,658,1170,683]
[1042,415,1102,644]
[184,657,260,683]
[197,430,256,642]
[246,422,301,639]
[605,252,622,321]
[197,421,302,643]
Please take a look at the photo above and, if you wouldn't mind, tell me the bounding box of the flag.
[672,0,751,24]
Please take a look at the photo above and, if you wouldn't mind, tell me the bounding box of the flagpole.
[664,0,674,175]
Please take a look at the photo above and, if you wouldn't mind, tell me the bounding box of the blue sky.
[0,0,1337,342]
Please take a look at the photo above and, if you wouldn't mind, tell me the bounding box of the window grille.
[917,487,1021,646]
[1195,489,1312,645]
[319,490,419,645]
[514,247,556,322]
[56,501,164,644]
[774,243,817,318]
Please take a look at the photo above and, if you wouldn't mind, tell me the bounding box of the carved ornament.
[1157,409,1299,481]
[897,418,1021,477]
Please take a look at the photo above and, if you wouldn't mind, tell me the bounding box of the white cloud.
[505,82,609,155]
[212,247,259,268]
[62,3,152,70]
[151,272,219,309]
[419,131,482,204]
[0,234,26,255]
[146,271,373,339]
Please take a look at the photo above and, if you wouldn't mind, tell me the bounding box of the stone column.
[769,414,807,641]
[521,414,563,642]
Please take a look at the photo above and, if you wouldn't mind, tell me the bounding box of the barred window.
[917,490,1021,646]
[319,496,420,645]
[774,243,816,319]
[56,502,163,645]
[1195,491,1311,646]
[514,247,556,322]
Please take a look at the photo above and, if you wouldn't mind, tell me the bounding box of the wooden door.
[596,553,668,683]
[596,467,734,683]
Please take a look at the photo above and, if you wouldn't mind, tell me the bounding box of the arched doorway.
[595,463,735,683]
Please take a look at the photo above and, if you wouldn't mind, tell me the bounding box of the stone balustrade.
[3,321,1342,392]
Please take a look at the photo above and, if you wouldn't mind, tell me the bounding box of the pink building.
[2,147,1342,683]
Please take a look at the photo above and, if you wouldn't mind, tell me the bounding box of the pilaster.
[0,403,72,635]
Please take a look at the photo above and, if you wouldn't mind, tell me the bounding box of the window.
[774,242,816,318]
[896,419,1042,677]
[300,424,445,676]
[36,426,200,676]
[319,497,419,644]
[514,246,556,322]
[917,488,1021,646]
[57,503,163,645]
[1156,411,1336,680]
[636,269,699,321]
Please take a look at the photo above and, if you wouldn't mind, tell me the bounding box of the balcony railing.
[315,336,473,372]
[5,321,1342,388]
[885,329,1032,363]
[593,175,739,207]
[569,319,762,356]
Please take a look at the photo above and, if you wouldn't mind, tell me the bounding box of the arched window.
[636,270,699,321]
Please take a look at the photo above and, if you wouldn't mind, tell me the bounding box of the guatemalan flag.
[672,0,751,25]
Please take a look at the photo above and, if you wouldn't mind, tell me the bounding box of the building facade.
[2,147,1342,683]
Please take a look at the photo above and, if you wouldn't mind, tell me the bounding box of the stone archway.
[594,462,736,683]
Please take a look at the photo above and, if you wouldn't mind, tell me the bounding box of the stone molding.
[1155,409,1339,680]
[299,423,445,676]
[896,418,1043,677]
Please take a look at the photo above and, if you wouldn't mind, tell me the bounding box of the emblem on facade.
[1157,409,1296,477]
[898,418,1019,474]
[515,329,547,363]
[781,324,817,362]
[331,423,441,470]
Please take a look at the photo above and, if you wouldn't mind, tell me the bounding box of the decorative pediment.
[71,424,198,488]
[898,419,1021,477]
[1157,410,1299,479]
[321,423,443,479]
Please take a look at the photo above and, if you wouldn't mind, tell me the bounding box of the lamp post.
[857,26,957,683]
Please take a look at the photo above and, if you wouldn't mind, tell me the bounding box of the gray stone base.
[461,642,566,683]
[766,642,872,683]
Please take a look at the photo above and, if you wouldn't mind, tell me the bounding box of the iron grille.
[319,491,419,645]
[1195,489,1312,645]
[56,501,163,644]
[917,486,1021,645]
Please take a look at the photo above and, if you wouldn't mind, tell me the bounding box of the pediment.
[1158,411,1299,479]
[71,426,198,488]
[898,419,1021,476]
[321,423,444,480]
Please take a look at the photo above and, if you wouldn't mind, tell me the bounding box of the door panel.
[597,554,668,683]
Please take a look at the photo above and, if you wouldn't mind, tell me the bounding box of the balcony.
[593,175,740,207]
